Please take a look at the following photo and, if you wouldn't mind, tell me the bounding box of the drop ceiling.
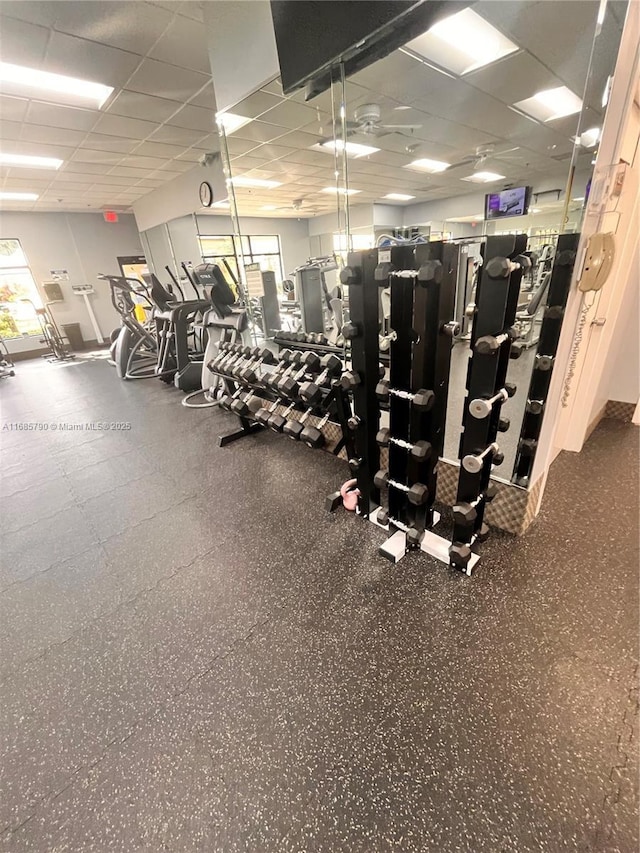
[0,0,627,217]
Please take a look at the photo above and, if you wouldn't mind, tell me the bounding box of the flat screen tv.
[484,187,532,220]
[270,1,460,97]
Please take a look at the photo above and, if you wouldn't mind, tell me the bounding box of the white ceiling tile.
[121,155,170,169]
[190,133,221,151]
[51,1,174,54]
[233,122,288,145]
[0,16,50,66]
[0,120,23,141]
[149,14,210,73]
[173,149,204,162]
[19,124,88,147]
[466,53,558,106]
[232,91,285,119]
[0,1,59,27]
[82,133,140,153]
[43,31,142,88]
[0,96,29,123]
[155,160,192,172]
[133,178,165,187]
[62,162,114,174]
[108,166,156,178]
[131,141,189,158]
[226,138,258,157]
[71,149,123,165]
[258,100,318,130]
[149,125,208,146]
[24,102,100,132]
[188,83,216,111]
[108,90,183,123]
[167,104,215,132]
[89,176,145,186]
[92,114,160,140]
[261,78,284,98]
[126,58,210,102]
[176,2,204,21]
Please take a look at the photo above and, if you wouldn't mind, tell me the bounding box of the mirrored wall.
[196,0,628,484]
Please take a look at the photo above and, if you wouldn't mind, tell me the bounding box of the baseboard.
[585,403,608,440]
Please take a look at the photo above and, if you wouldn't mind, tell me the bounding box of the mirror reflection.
[197,0,626,484]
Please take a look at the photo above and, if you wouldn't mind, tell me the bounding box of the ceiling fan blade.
[445,156,476,169]
[380,123,423,130]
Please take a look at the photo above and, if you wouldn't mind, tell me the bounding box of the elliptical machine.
[98,274,158,379]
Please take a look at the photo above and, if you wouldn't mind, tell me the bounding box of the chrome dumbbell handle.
[462,442,500,474]
[469,388,508,420]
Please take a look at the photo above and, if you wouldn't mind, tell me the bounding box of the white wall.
[599,258,640,404]
[0,211,143,351]
[132,160,227,232]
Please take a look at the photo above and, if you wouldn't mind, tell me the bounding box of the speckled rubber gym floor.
[1,357,637,852]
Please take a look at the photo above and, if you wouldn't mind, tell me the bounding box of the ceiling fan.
[323,103,423,139]
[445,144,523,171]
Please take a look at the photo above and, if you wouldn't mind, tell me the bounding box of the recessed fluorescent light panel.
[0,153,63,170]
[216,112,251,135]
[384,193,416,201]
[405,158,450,174]
[0,62,112,108]
[461,171,505,183]
[317,139,380,158]
[404,8,518,76]
[229,176,281,189]
[513,87,583,122]
[260,205,278,211]
[321,186,361,195]
[0,191,39,200]
[211,199,230,208]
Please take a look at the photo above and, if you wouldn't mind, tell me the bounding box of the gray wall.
[0,211,143,352]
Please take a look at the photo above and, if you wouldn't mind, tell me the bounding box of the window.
[0,239,43,339]
[199,234,284,288]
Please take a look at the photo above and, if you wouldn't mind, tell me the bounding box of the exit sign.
[103,210,119,223]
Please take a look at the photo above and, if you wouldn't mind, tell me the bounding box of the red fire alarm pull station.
[103,210,119,223]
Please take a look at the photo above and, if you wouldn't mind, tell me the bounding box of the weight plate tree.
[451,234,529,572]
[512,232,579,486]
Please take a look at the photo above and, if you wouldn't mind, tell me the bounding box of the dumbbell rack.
[340,241,461,567]
[210,344,356,458]
[512,232,579,486]
[451,234,528,573]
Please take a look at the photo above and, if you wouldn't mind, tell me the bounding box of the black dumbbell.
[453,496,483,526]
[230,391,262,418]
[535,354,554,371]
[283,407,313,440]
[240,347,276,383]
[518,438,538,457]
[526,399,544,415]
[265,350,301,390]
[211,342,241,375]
[277,351,321,397]
[449,542,472,569]
[301,412,331,449]
[474,332,514,356]
[497,416,510,432]
[341,321,359,340]
[340,370,361,391]
[207,341,232,373]
[219,386,245,411]
[373,470,428,506]
[267,402,296,433]
[375,381,435,412]
[299,354,343,405]
[375,428,431,462]
[255,397,284,426]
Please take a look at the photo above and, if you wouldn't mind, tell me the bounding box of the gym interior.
[0,1,638,850]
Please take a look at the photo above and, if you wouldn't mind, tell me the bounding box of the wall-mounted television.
[484,186,532,220]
